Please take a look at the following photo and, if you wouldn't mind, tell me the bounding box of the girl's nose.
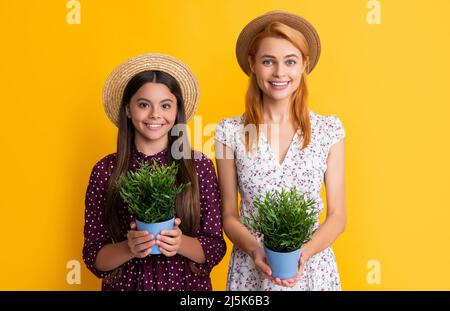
[148,107,161,119]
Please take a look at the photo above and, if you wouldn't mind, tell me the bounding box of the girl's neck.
[134,132,169,157]
[262,95,292,124]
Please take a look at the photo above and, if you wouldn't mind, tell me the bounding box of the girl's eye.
[286,59,297,66]
[262,59,274,66]
[162,103,172,109]
[138,102,149,108]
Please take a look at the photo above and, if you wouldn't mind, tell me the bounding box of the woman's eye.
[286,59,297,65]
[162,103,172,109]
[262,59,274,66]
[138,102,149,108]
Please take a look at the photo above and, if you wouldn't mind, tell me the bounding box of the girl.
[83,53,226,290]
[215,11,346,290]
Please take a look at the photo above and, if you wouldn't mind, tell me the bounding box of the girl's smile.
[144,122,164,131]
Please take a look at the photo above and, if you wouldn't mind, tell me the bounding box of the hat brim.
[236,11,321,75]
[103,53,200,127]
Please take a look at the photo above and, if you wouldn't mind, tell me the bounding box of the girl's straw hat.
[103,53,200,126]
[236,11,321,75]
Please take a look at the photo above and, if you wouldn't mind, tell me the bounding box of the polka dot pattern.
[82,147,226,291]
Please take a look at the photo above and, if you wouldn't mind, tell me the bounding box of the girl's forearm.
[178,235,206,264]
[302,213,346,259]
[95,240,134,272]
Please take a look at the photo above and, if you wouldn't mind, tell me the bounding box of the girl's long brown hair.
[244,21,312,151]
[104,70,202,274]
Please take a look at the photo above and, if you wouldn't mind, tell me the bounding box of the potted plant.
[118,160,189,255]
[243,187,318,279]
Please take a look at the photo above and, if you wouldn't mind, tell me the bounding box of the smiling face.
[127,82,177,147]
[250,36,305,103]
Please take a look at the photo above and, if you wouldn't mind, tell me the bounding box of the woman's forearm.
[223,215,260,257]
[95,240,134,272]
[302,212,346,259]
[178,235,206,264]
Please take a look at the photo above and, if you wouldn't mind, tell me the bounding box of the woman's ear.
[248,56,255,73]
[303,56,310,75]
[305,63,311,75]
[125,105,131,118]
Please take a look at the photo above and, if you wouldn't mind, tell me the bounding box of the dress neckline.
[132,145,169,159]
[260,130,299,168]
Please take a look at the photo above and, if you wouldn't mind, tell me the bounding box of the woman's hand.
[251,245,273,279]
[156,218,182,257]
[272,250,309,287]
[127,222,155,258]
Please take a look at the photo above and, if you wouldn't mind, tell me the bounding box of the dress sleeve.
[192,155,227,274]
[326,115,346,152]
[82,157,115,279]
[214,118,236,152]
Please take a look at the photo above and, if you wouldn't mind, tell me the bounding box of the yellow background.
[0,0,449,290]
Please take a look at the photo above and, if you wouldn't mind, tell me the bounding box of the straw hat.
[236,11,321,75]
[103,53,200,126]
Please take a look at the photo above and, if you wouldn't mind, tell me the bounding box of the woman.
[215,11,346,290]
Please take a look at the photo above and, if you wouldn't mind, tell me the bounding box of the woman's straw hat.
[236,11,321,75]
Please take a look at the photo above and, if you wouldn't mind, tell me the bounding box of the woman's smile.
[269,80,291,90]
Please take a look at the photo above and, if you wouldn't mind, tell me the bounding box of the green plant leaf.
[117,160,189,223]
[242,187,318,252]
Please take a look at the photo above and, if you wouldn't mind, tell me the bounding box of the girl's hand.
[127,222,155,258]
[251,246,273,280]
[156,218,182,257]
[272,251,308,287]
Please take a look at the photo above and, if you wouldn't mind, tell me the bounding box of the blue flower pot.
[264,245,302,280]
[135,217,175,255]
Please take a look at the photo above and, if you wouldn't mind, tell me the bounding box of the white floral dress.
[214,110,345,291]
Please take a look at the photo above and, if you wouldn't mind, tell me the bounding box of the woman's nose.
[272,64,286,78]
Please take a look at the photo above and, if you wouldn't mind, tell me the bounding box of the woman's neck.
[262,96,292,124]
[134,132,169,156]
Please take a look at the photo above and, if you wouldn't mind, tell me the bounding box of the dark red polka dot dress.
[82,147,226,291]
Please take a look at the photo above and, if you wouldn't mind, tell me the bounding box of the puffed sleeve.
[214,118,236,152]
[82,156,115,279]
[192,154,227,274]
[325,115,346,153]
